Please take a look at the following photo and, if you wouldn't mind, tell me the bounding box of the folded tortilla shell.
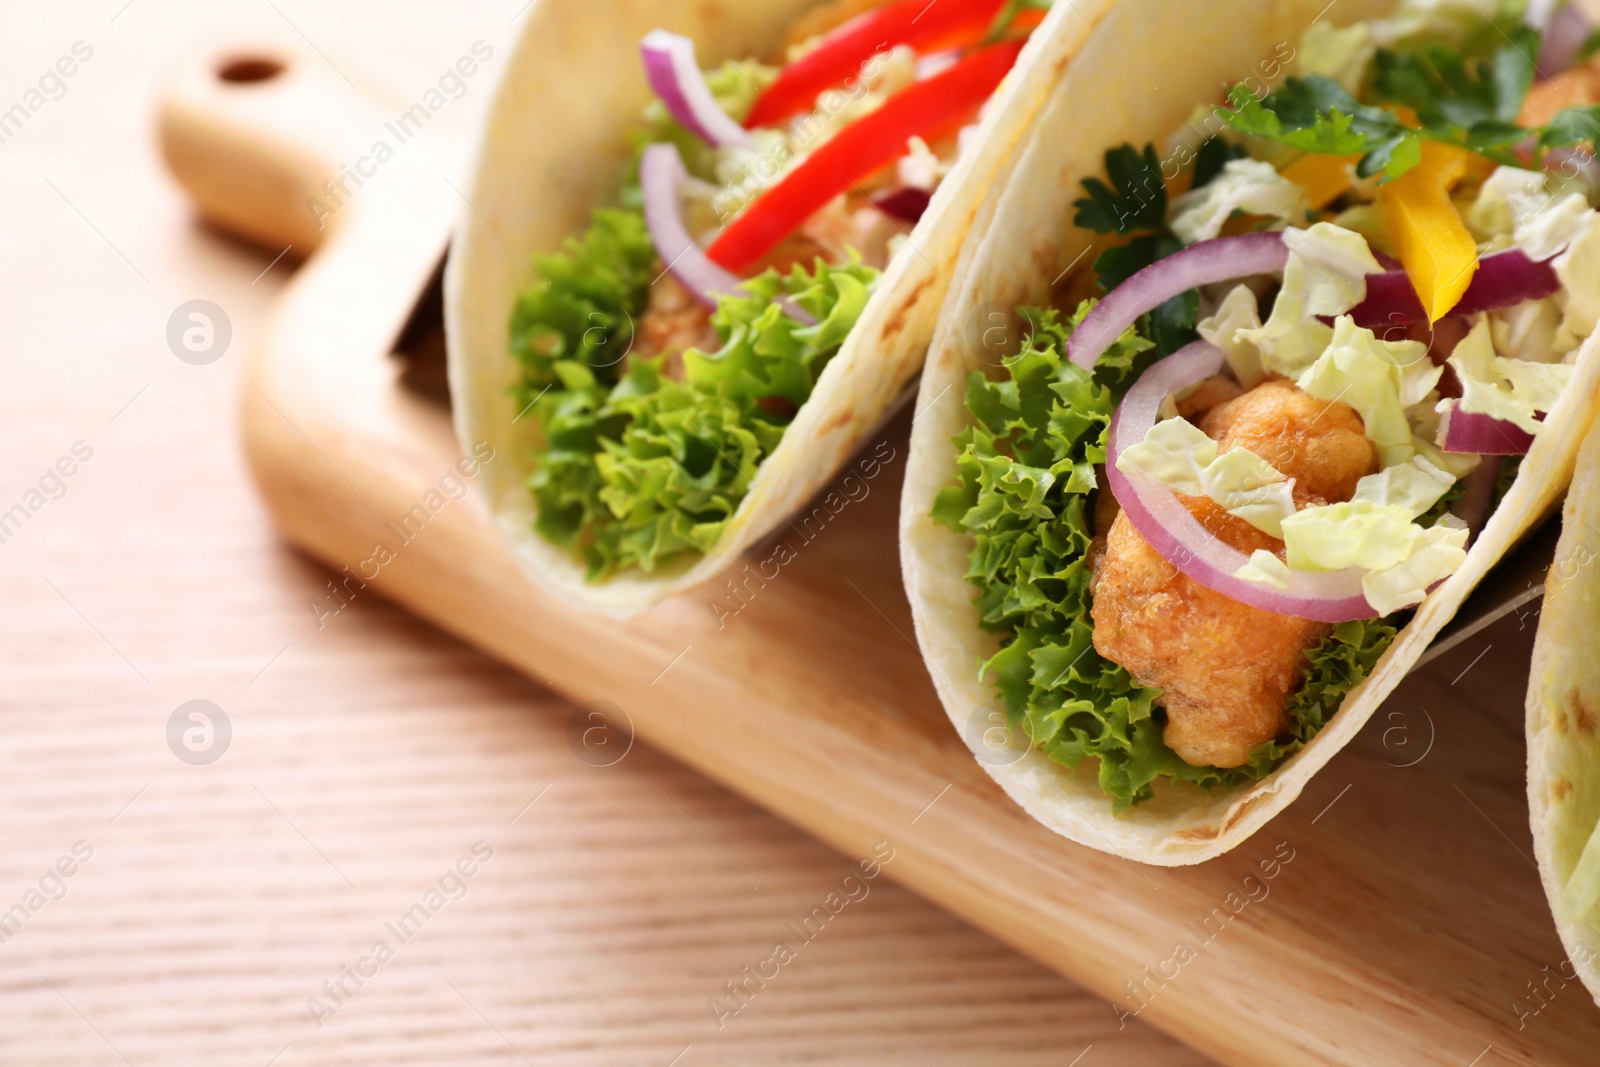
[445,0,1102,617]
[1529,416,1600,1006]
[900,0,1600,864]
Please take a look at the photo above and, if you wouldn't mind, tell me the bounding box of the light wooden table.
[0,3,1214,1063]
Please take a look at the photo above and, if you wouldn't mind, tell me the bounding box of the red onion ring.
[1438,403,1538,454]
[640,143,745,308]
[1106,340,1380,622]
[638,143,815,324]
[1066,232,1289,370]
[640,30,754,149]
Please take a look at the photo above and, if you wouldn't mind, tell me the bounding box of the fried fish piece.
[1199,377,1375,507]
[1090,378,1377,768]
[632,272,719,379]
[1520,55,1600,129]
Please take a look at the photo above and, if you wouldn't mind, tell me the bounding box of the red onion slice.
[1346,248,1561,328]
[1106,340,1380,622]
[640,30,753,149]
[1438,403,1538,454]
[638,143,815,324]
[870,186,933,223]
[1538,1,1593,75]
[1066,233,1289,370]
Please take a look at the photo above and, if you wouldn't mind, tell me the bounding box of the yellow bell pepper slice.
[1283,152,1360,210]
[1378,141,1479,322]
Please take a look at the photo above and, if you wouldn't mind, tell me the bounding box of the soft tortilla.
[445,0,1106,617]
[900,0,1600,865]
[1529,417,1600,1005]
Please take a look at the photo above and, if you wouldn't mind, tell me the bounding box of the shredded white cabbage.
[1297,22,1375,92]
[1448,317,1574,434]
[1246,223,1381,377]
[1197,285,1267,388]
[1236,549,1292,589]
[1361,521,1470,615]
[1116,419,1296,536]
[1169,159,1309,244]
[1200,448,1297,537]
[1490,297,1567,364]
[1295,315,1441,467]
[1115,418,1215,498]
[1464,166,1549,245]
[1555,214,1600,346]
[1282,499,1424,573]
[1516,193,1596,263]
[897,136,951,191]
[1350,455,1456,517]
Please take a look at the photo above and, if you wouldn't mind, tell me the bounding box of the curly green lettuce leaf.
[935,305,1397,810]
[1241,617,1398,777]
[514,217,878,580]
[509,208,658,398]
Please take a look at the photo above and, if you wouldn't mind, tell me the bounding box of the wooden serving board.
[160,36,1600,1067]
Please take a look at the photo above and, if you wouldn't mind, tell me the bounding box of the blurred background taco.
[447,0,1091,615]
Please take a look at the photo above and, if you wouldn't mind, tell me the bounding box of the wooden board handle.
[156,40,395,256]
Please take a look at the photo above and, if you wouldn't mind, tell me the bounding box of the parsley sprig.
[1224,25,1600,180]
[1070,139,1240,355]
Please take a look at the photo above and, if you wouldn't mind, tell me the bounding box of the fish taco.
[447,0,1095,615]
[903,0,1600,863]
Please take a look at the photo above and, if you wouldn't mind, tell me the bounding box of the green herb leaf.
[1191,135,1247,188]
[1073,144,1167,235]
[1225,77,1384,156]
[1580,26,1600,62]
[1540,104,1600,149]
[1371,26,1537,128]
[1223,27,1563,180]
[509,208,657,394]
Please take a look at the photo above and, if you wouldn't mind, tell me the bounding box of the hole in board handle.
[217,56,286,84]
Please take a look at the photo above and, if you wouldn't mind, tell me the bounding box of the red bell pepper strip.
[708,39,1024,272]
[743,0,1008,129]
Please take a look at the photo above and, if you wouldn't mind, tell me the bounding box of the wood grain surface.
[0,2,1215,1065]
[141,5,1600,1067]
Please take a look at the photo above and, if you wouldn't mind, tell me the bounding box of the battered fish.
[1090,377,1377,768]
[633,272,718,379]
